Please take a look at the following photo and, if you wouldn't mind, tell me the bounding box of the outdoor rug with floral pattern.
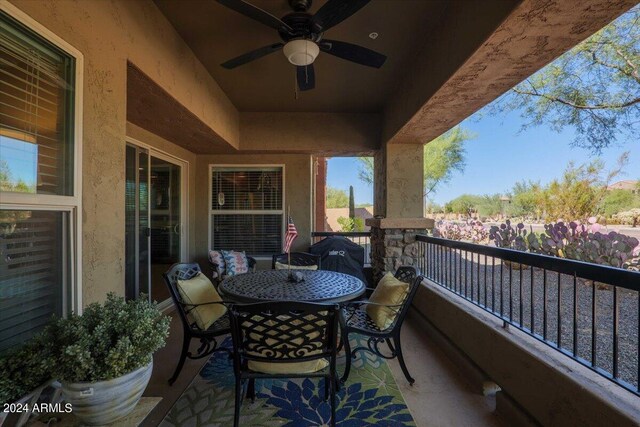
[161,336,415,426]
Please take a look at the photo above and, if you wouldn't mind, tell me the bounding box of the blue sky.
[327,113,638,206]
[326,157,373,205]
[328,98,639,207]
[0,137,38,185]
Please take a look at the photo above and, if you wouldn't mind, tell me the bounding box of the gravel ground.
[422,250,639,391]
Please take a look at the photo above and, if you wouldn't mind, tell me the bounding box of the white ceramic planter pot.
[61,361,152,425]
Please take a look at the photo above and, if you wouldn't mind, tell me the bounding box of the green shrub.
[42,293,170,383]
[337,216,365,232]
[0,334,52,406]
[612,208,640,226]
[0,294,170,405]
[602,189,638,217]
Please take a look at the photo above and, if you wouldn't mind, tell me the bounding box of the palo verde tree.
[542,152,629,221]
[492,5,640,153]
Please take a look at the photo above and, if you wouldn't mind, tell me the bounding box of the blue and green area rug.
[161,336,415,426]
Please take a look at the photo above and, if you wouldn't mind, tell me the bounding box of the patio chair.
[271,251,321,270]
[208,250,257,284]
[163,262,231,385]
[339,266,422,385]
[228,302,340,427]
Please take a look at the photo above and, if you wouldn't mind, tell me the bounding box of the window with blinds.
[0,11,75,195]
[210,167,284,256]
[0,10,77,354]
[0,210,67,352]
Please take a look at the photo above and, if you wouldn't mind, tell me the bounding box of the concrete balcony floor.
[141,312,504,427]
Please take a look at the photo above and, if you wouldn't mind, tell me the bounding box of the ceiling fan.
[217,0,387,91]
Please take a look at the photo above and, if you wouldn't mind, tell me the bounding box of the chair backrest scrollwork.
[387,266,422,332]
[271,252,321,269]
[229,302,339,366]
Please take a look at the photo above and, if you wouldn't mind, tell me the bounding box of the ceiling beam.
[382,0,636,145]
[239,112,381,156]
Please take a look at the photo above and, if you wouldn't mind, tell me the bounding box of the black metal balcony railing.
[311,232,371,265]
[416,235,640,397]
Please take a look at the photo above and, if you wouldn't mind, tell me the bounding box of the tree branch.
[512,87,640,110]
[590,50,640,84]
[614,48,640,81]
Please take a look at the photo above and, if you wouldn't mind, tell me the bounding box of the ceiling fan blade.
[297,64,315,91]
[221,43,284,69]
[217,0,293,33]
[311,0,370,32]
[319,39,386,68]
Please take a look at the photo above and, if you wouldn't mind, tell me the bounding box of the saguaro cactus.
[349,185,355,219]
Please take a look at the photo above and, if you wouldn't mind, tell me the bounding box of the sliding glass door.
[125,145,150,299]
[125,144,185,302]
[149,156,182,302]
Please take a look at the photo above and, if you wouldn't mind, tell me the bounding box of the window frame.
[0,2,84,315]
[208,164,285,258]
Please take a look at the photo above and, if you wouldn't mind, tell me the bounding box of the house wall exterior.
[239,113,380,154]
[194,154,314,270]
[1,0,363,305]
[5,0,239,304]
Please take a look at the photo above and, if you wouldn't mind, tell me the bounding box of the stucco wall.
[385,144,424,218]
[382,0,517,144]
[240,113,380,155]
[194,154,313,269]
[5,0,239,304]
[413,282,640,426]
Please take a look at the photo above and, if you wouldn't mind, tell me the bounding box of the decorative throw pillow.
[208,250,225,278]
[221,250,249,276]
[274,262,318,271]
[366,272,409,330]
[177,272,226,330]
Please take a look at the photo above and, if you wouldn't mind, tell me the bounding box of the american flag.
[283,215,298,253]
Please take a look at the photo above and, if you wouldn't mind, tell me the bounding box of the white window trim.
[0,0,84,314]
[208,164,285,258]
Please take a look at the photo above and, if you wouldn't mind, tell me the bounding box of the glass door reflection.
[150,157,181,302]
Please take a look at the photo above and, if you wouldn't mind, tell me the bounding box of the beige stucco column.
[368,142,433,281]
[385,143,424,218]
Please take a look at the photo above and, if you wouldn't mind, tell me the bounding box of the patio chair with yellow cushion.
[271,251,321,270]
[339,266,423,385]
[228,302,340,427]
[163,262,231,385]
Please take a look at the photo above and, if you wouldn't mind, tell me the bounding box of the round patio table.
[218,269,365,303]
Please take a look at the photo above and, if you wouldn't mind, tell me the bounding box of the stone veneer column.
[368,143,433,281]
[367,218,434,282]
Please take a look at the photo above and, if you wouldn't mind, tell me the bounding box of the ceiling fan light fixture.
[283,39,319,66]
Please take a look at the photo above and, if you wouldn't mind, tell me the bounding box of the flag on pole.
[284,214,298,253]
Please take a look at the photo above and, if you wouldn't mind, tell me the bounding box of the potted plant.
[40,293,170,425]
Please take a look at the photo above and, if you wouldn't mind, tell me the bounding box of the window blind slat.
[0,210,63,353]
[0,65,62,99]
[210,167,284,256]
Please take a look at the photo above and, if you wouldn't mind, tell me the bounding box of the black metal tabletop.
[218,270,365,303]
